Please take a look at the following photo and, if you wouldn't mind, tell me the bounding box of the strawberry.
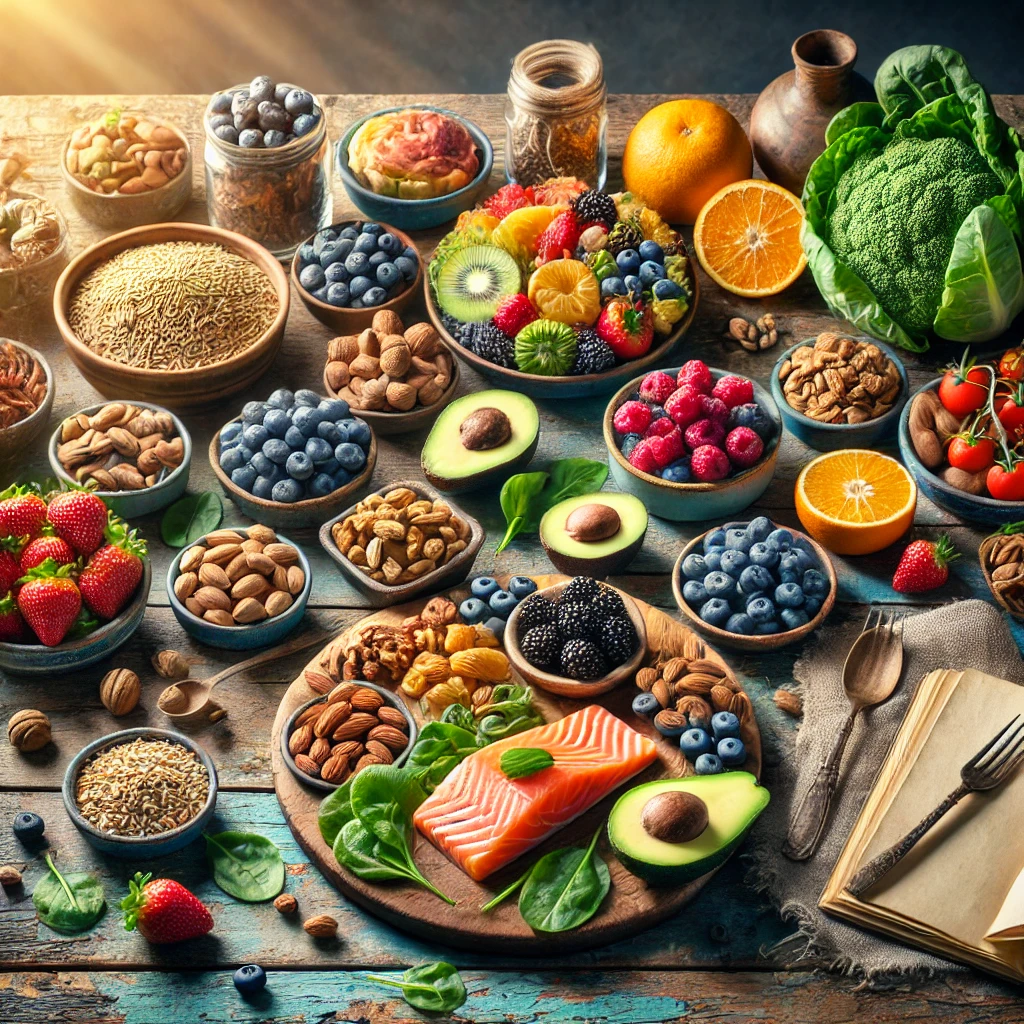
[15,560,82,647]
[46,490,109,556]
[892,535,960,593]
[493,293,538,338]
[20,533,77,574]
[78,520,146,620]
[0,487,48,539]
[535,210,580,265]
[0,593,25,643]
[483,183,535,220]
[597,299,654,360]
[121,872,213,945]
[0,536,27,594]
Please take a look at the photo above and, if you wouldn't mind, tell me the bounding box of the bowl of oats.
[62,728,217,857]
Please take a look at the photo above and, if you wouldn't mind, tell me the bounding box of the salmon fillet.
[413,704,657,881]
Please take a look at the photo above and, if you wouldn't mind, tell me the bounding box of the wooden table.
[1,92,1022,1023]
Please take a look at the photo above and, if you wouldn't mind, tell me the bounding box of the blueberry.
[508,576,537,599]
[220,421,242,444]
[312,286,330,303]
[394,255,419,282]
[601,276,626,300]
[775,582,804,608]
[725,613,755,635]
[660,460,691,483]
[252,475,275,500]
[298,245,318,269]
[724,528,752,552]
[331,468,353,489]
[294,389,321,407]
[317,421,342,446]
[271,478,304,503]
[719,549,748,577]
[267,388,294,410]
[746,516,773,542]
[489,590,518,619]
[368,250,388,270]
[214,123,239,144]
[695,752,724,775]
[242,423,269,450]
[317,458,340,476]
[320,399,349,420]
[703,529,727,552]
[717,736,746,766]
[362,286,387,306]
[242,401,266,424]
[400,244,417,260]
[652,278,683,300]
[349,275,372,299]
[739,564,774,594]
[231,464,258,492]
[376,232,402,256]
[262,438,291,465]
[363,223,384,236]
[376,262,401,289]
[349,298,364,308]
[756,621,781,635]
[791,536,816,556]
[632,692,661,717]
[339,226,359,241]
[655,713,689,738]
[344,418,371,447]
[344,251,370,277]
[234,964,267,995]
[219,446,247,473]
[335,442,366,472]
[766,527,793,551]
[281,87,313,116]
[209,112,234,131]
[239,127,265,147]
[680,728,714,760]
[483,616,507,642]
[804,596,823,617]
[292,112,319,137]
[638,239,664,263]
[303,437,333,464]
[681,553,707,580]
[789,548,815,573]
[313,227,337,254]
[746,596,776,624]
[780,607,810,630]
[325,262,350,285]
[319,243,346,269]
[459,597,488,624]
[638,260,666,288]
[699,598,731,627]
[282,425,304,450]
[210,91,233,114]
[703,571,736,599]
[263,129,287,147]
[263,408,291,439]
[620,433,642,459]
[615,248,640,276]
[324,282,350,307]
[285,451,313,480]
[249,75,275,103]
[711,711,741,739]
[682,579,708,607]
[250,451,275,476]
[802,569,829,598]
[748,542,779,569]
[727,402,774,439]
[353,232,378,255]
[291,408,322,438]
[12,811,44,842]
[703,548,723,572]
[623,273,641,296]
[471,576,501,600]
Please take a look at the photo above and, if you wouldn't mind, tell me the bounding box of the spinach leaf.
[333,819,411,882]
[496,471,548,553]
[500,747,555,779]
[403,721,482,793]
[318,779,355,847]
[440,702,476,732]
[32,853,105,934]
[161,491,223,548]
[519,828,610,933]
[476,684,545,743]
[364,961,467,1013]
[523,458,609,531]
[204,831,285,902]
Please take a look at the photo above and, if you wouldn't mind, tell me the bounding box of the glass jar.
[204,85,332,261]
[505,41,607,190]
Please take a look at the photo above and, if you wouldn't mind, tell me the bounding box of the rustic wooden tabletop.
[1,92,1022,1024]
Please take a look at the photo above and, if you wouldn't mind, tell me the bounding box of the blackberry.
[519,623,560,670]
[440,313,463,341]
[594,585,627,622]
[516,594,558,632]
[460,321,516,368]
[556,600,597,640]
[572,189,618,229]
[562,576,601,604]
[561,639,607,680]
[603,615,638,666]
[572,329,616,375]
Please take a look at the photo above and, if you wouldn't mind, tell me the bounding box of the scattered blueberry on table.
[460,574,537,641]
[233,964,268,995]
[12,811,45,842]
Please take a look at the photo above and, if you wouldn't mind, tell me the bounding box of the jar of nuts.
[169,524,311,648]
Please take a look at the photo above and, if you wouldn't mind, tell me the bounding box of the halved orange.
[693,179,807,297]
[795,450,917,556]
[528,258,602,326]
[490,205,564,263]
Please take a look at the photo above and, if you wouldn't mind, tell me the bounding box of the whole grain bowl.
[0,340,54,475]
[62,727,218,858]
[0,188,70,314]
[53,222,289,410]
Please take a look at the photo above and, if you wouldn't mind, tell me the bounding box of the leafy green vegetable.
[475,683,545,743]
[161,491,223,548]
[364,961,467,1013]
[318,778,355,847]
[497,471,548,553]
[500,747,554,779]
[204,831,285,902]
[32,853,105,934]
[403,720,482,794]
[824,102,885,146]
[439,701,477,733]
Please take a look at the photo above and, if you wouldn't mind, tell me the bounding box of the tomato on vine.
[987,457,1024,501]
[947,420,997,474]
[997,382,1024,442]
[999,348,1024,382]
[938,351,989,418]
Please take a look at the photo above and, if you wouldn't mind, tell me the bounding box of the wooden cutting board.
[271,574,762,954]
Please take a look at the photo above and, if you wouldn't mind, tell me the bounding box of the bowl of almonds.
[48,400,191,517]
[166,524,312,650]
[282,680,417,792]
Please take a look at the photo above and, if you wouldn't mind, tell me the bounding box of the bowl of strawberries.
[0,485,150,675]
[603,361,782,522]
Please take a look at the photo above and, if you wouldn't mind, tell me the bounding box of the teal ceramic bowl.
[603,368,782,522]
[771,338,908,452]
[336,105,494,230]
[166,530,312,650]
[898,378,1024,524]
[63,727,217,858]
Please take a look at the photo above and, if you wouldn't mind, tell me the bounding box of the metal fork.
[846,715,1024,898]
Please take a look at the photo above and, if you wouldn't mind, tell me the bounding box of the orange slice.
[693,179,807,297]
[528,259,602,326]
[491,205,565,263]
[795,450,917,556]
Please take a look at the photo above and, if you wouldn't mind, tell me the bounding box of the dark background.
[1,0,1022,96]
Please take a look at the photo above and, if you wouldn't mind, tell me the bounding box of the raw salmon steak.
[413,704,657,881]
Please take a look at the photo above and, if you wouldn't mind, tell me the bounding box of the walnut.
[7,709,51,752]
[152,649,189,680]
[421,596,457,627]
[99,668,141,716]
[274,892,298,914]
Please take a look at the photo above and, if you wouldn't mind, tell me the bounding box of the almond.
[204,529,245,546]
[295,703,323,727]
[774,688,802,716]
[173,571,198,602]
[303,914,338,938]
[264,543,299,566]
[225,552,250,582]
[204,608,235,626]
[286,566,306,595]
[288,723,314,756]
[265,590,293,617]
[710,684,734,712]
[354,753,383,772]
[308,737,332,765]
[203,542,242,565]
[686,658,726,678]
[332,712,379,741]
[294,754,320,777]
[319,755,350,784]
[676,672,718,696]
[651,678,671,708]
[330,739,363,761]
[327,683,358,705]
[662,657,689,683]
[194,585,231,611]
[367,723,410,750]
[198,562,230,589]
[350,687,384,712]
[185,597,203,616]
[241,538,265,554]
[314,701,351,738]
[246,552,278,575]
[247,524,277,544]
[635,666,659,692]
[180,546,206,573]
[365,739,394,764]
[272,565,289,591]
[232,597,267,624]
[376,706,408,730]
[304,670,335,695]
[232,573,269,600]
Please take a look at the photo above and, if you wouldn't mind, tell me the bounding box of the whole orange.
[622,99,753,225]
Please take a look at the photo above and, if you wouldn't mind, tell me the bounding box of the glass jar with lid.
[203,84,332,261]
[505,40,607,190]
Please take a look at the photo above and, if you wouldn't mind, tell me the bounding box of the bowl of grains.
[63,728,217,858]
[53,223,289,411]
[0,340,53,474]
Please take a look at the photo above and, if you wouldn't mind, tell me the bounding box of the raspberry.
[684,417,726,449]
[627,437,660,474]
[493,294,538,337]
[648,426,685,468]
[725,426,765,468]
[690,444,731,482]
[713,375,755,409]
[639,371,677,405]
[643,416,676,439]
[699,394,729,423]
[613,400,652,435]
[664,384,703,427]
[483,183,535,220]
[677,359,713,394]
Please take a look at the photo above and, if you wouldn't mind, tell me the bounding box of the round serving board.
[271,574,762,954]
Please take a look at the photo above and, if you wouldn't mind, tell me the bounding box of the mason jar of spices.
[203,84,332,261]
[504,40,607,190]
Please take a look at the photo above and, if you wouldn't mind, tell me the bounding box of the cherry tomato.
[947,433,997,473]
[1000,348,1024,381]
[987,461,1024,501]
[998,388,1024,442]
[938,365,989,418]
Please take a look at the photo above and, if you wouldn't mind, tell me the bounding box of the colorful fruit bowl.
[603,363,782,522]
[424,181,699,398]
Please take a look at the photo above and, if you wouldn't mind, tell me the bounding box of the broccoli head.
[825,135,1002,334]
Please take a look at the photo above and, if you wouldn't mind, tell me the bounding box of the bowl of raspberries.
[603,360,782,521]
[506,575,647,698]
[672,516,836,651]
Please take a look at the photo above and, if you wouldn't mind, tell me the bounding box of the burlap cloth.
[749,599,1024,980]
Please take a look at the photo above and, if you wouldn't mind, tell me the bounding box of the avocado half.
[607,772,769,886]
[420,389,539,494]
[539,492,648,578]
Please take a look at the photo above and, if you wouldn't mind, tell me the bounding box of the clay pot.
[749,29,874,196]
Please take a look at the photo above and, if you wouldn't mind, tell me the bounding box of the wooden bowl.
[318,480,484,607]
[505,580,648,698]
[209,425,376,530]
[980,530,1024,619]
[425,265,699,399]
[290,219,422,333]
[672,522,837,652]
[0,341,54,476]
[53,223,289,411]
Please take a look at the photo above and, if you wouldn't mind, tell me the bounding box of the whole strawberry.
[892,536,959,593]
[46,491,109,556]
[15,560,82,647]
[20,534,77,574]
[0,593,25,643]
[493,293,538,338]
[121,872,213,944]
[0,537,26,594]
[0,487,47,539]
[597,299,654,360]
[79,520,146,620]
[535,210,580,264]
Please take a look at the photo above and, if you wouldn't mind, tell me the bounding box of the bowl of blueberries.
[210,388,377,529]
[291,220,422,332]
[671,516,836,651]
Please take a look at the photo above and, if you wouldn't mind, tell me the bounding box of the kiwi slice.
[435,245,521,322]
[514,319,578,376]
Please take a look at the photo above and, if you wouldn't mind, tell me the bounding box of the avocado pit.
[460,407,511,451]
[566,502,621,544]
[641,790,709,844]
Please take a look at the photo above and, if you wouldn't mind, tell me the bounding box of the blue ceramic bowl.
[48,401,192,517]
[166,530,312,650]
[63,727,217,858]
[603,368,782,522]
[771,338,908,452]
[336,105,494,230]
[899,377,1024,525]
[0,558,151,677]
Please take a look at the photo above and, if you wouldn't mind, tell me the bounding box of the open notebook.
[821,668,1024,983]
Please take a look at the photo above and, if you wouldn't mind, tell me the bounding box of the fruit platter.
[424,179,699,397]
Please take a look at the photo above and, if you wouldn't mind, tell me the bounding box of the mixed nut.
[727,313,781,352]
[0,341,47,429]
[981,526,1024,616]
